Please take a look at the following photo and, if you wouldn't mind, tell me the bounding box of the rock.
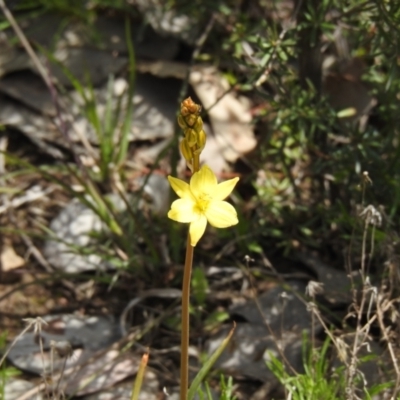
[82,372,159,400]
[3,379,42,400]
[7,314,121,375]
[134,0,199,44]
[0,13,180,80]
[0,94,63,158]
[0,71,56,116]
[230,280,316,333]
[206,280,319,392]
[44,175,170,273]
[0,71,180,156]
[297,252,355,304]
[206,323,304,384]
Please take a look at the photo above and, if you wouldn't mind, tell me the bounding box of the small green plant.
[268,336,344,400]
[218,375,237,400]
[57,43,135,184]
[268,333,395,400]
[196,375,237,400]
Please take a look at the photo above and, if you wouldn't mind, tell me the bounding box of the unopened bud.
[185,129,197,147]
[193,117,203,132]
[196,129,206,152]
[177,115,186,129]
[185,114,198,127]
[178,98,206,164]
[182,97,201,115]
[180,138,194,162]
[181,105,190,116]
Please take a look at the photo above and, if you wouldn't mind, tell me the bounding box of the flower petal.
[213,177,239,201]
[168,176,194,200]
[205,200,238,228]
[168,199,198,223]
[190,165,217,198]
[189,215,208,246]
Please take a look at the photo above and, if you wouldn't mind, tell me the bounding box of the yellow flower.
[168,165,239,246]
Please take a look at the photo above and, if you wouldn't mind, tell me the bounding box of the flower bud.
[185,114,197,128]
[177,115,186,129]
[193,117,203,133]
[180,138,194,162]
[185,129,197,147]
[180,105,190,116]
[197,129,207,152]
[182,97,201,115]
[178,98,206,164]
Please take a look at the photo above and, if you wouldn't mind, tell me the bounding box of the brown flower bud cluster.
[178,97,206,172]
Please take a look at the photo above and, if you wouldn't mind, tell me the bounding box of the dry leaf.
[1,245,25,271]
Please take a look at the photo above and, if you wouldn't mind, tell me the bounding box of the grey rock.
[130,73,180,140]
[49,47,128,87]
[3,379,42,400]
[44,197,108,273]
[0,13,180,80]
[0,72,180,154]
[205,280,319,388]
[230,280,316,334]
[297,252,355,304]
[0,71,56,116]
[94,16,180,60]
[0,33,31,77]
[82,371,159,400]
[0,95,64,158]
[66,73,179,143]
[44,176,169,273]
[135,0,199,44]
[7,314,121,375]
[207,323,304,383]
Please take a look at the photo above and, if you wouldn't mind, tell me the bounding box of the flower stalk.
[179,98,202,400]
[180,234,194,400]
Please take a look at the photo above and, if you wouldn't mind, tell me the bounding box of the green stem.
[180,234,194,400]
